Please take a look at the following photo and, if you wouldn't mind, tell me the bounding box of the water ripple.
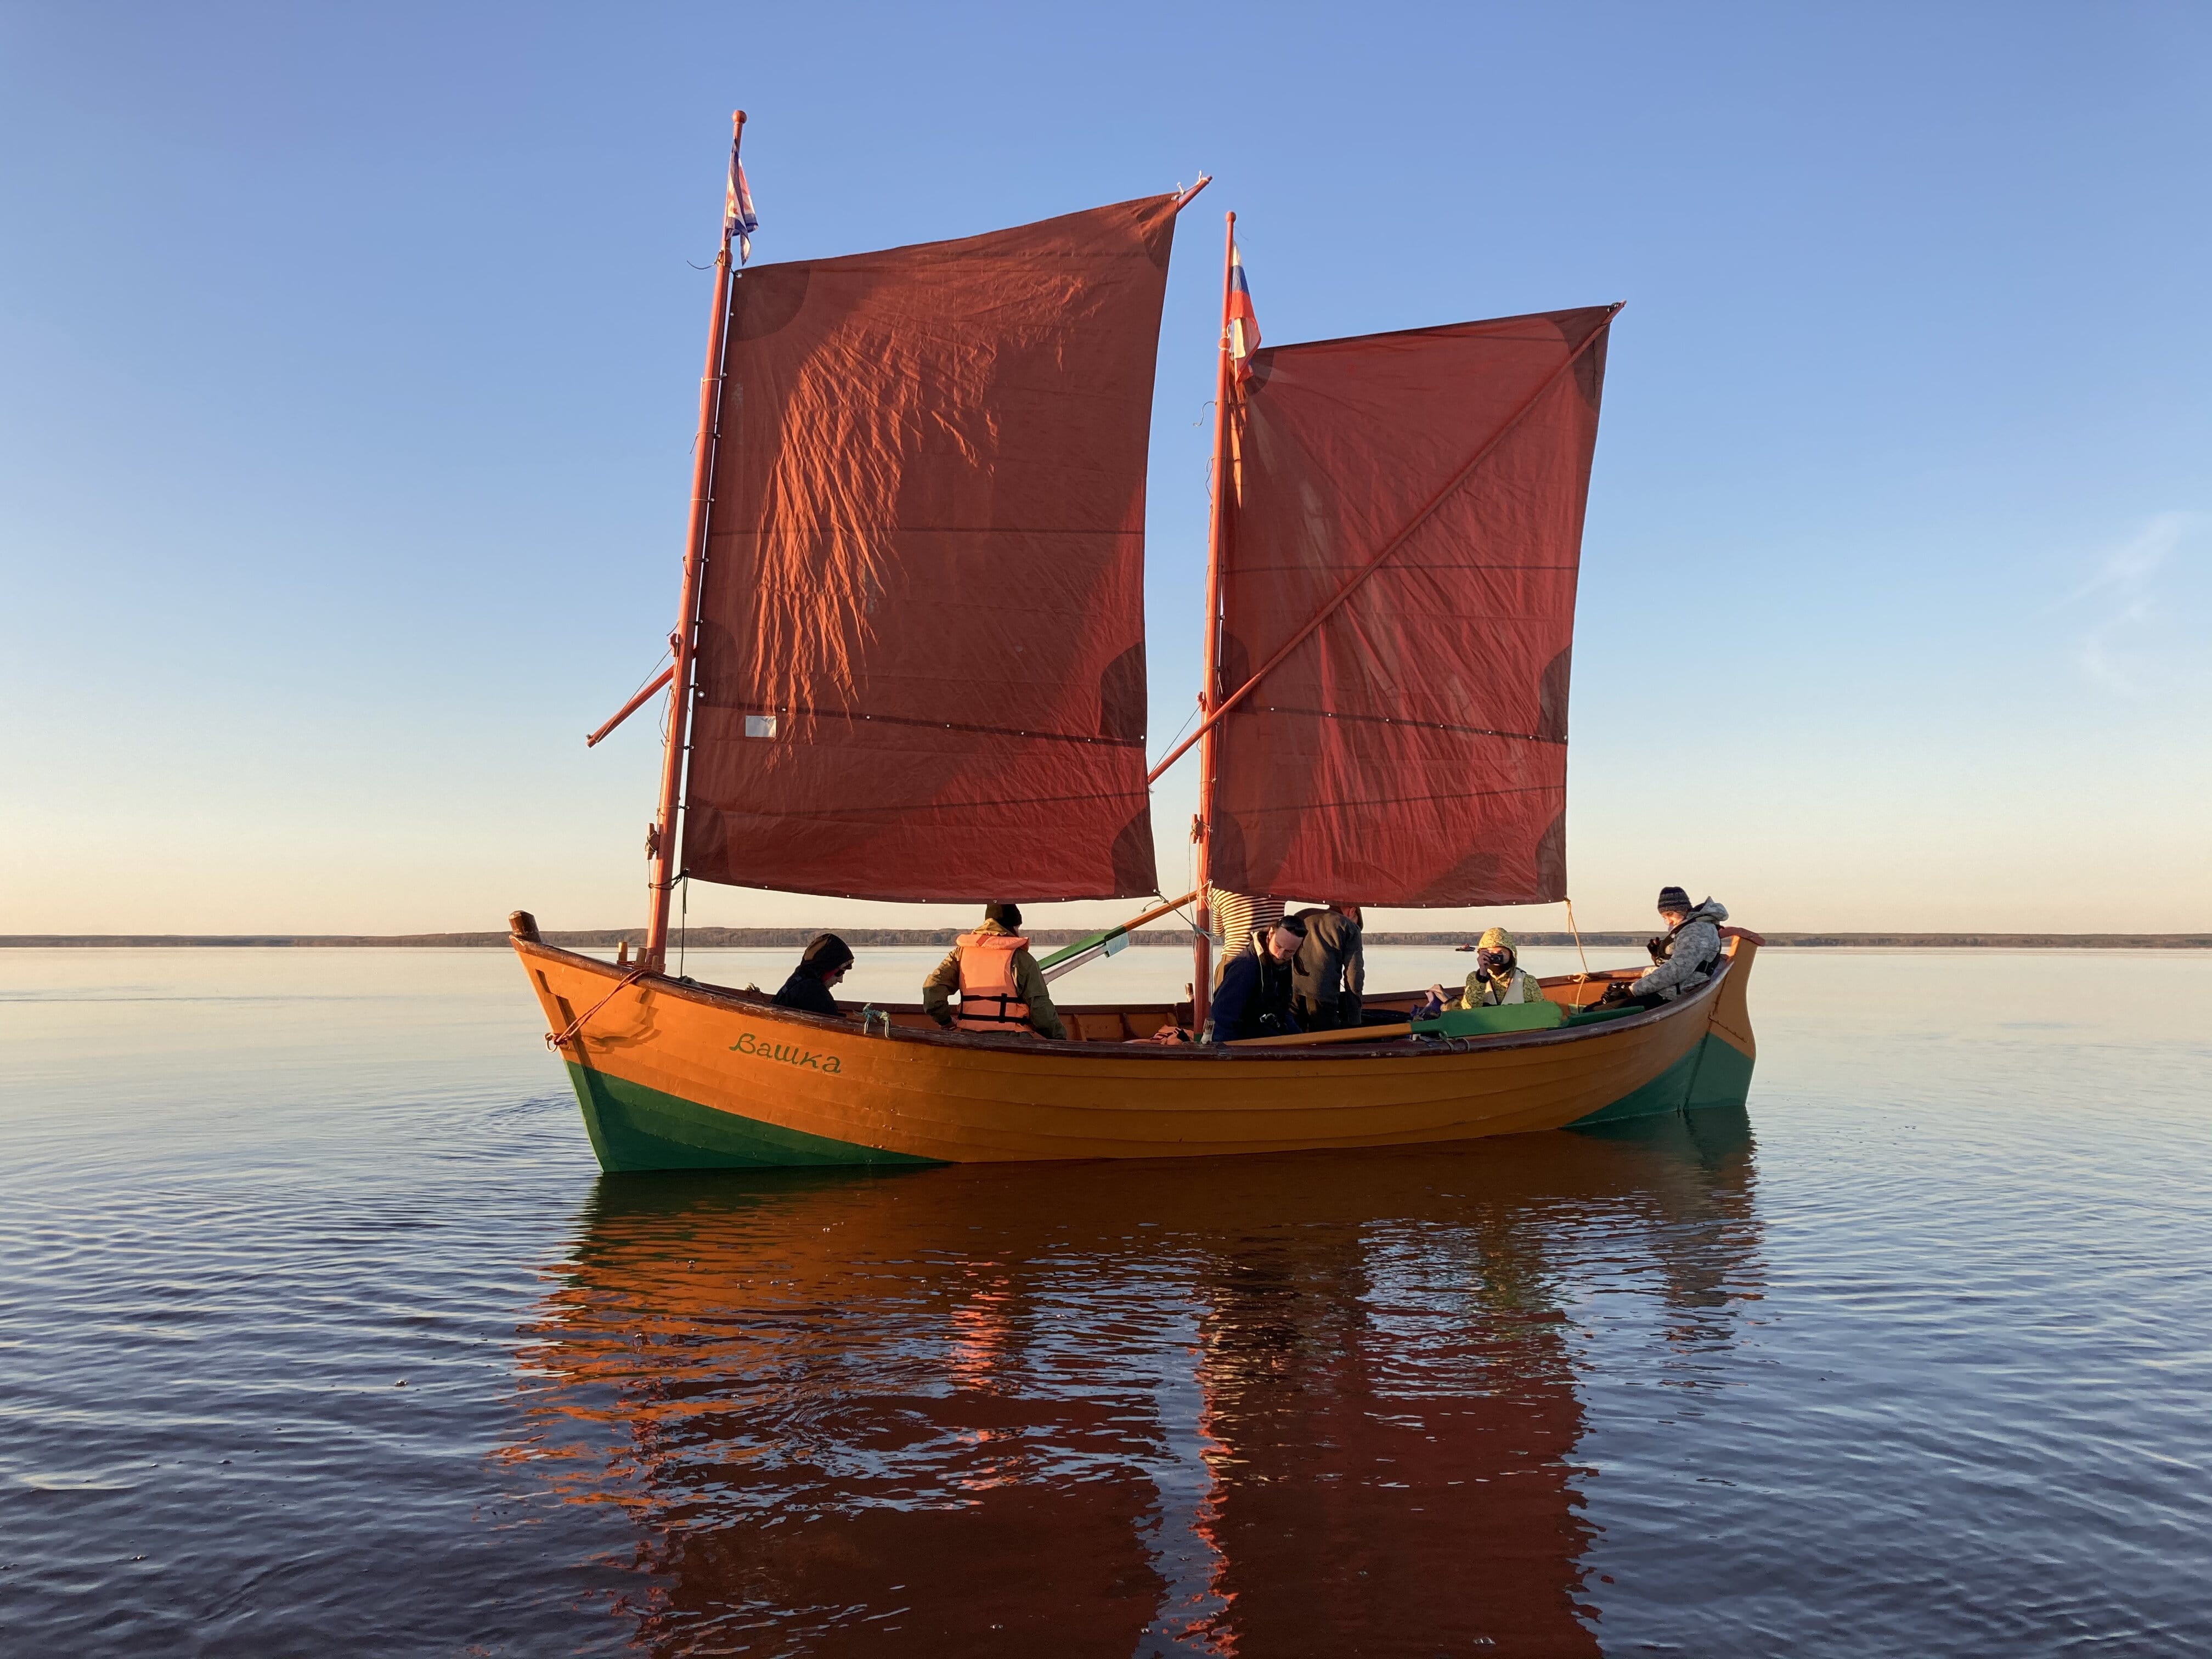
[1,947,2207,1655]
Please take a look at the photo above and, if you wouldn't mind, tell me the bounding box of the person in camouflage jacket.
[1627,887,1729,1003]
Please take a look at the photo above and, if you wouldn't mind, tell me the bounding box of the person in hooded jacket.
[922,903,1067,1040]
[774,933,854,1017]
[1207,913,1307,1043]
[1599,886,1730,1009]
[1449,927,1548,1010]
[1414,926,1547,1019]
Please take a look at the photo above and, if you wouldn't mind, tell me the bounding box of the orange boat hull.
[514,937,1756,1170]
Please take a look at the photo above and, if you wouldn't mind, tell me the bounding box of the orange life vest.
[953,931,1032,1033]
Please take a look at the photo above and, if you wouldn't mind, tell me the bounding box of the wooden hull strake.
[515,937,1758,1172]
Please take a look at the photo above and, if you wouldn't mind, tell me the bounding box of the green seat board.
[1412,1001,1566,1037]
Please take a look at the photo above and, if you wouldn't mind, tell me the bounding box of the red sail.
[1207,306,1616,907]
[679,198,1179,901]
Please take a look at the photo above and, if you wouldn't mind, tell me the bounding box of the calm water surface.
[2,946,2208,1656]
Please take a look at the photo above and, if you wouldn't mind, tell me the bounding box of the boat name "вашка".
[728,1030,844,1075]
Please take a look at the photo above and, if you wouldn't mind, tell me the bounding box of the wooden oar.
[1037,890,1200,983]
[1227,1023,1415,1048]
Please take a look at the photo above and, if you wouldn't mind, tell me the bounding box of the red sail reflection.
[504,1110,1758,1655]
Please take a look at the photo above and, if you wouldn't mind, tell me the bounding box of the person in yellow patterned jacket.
[1421,926,1547,1017]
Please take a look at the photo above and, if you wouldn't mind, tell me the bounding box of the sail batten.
[678,195,1180,902]
[1207,304,1617,908]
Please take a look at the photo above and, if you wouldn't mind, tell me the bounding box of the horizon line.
[6,929,2210,951]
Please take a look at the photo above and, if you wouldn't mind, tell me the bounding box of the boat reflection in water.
[507,1109,1760,1655]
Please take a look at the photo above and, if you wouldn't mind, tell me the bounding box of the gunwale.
[512,934,1730,1064]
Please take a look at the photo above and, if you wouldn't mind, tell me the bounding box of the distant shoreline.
[6,929,2208,951]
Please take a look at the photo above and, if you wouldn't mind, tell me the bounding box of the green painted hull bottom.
[1566,1034,1756,1127]
[565,1034,1756,1172]
[565,1064,942,1173]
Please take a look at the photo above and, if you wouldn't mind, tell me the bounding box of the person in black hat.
[1207,911,1308,1042]
[774,933,855,1017]
[1597,886,1730,1009]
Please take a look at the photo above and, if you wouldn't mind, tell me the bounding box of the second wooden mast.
[1189,210,1238,1034]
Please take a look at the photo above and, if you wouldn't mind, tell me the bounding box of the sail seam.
[1226,561,1577,575]
[707,703,1143,748]
[1222,705,1562,744]
[700,788,1150,820]
[1226,783,1558,817]
[724,527,1151,540]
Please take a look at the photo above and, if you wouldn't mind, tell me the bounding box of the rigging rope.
[1154,889,1204,940]
[620,647,673,712]
[1147,693,1204,779]
[546,968,648,1051]
[1564,896,1592,984]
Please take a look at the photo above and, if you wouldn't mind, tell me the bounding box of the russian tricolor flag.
[1227,242,1260,382]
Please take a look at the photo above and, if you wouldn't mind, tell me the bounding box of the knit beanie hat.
[1657,885,1692,915]
[984,902,1023,931]
[800,932,854,977]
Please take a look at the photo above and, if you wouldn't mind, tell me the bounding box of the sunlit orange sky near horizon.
[2,3,2207,939]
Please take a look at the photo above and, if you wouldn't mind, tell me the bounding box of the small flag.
[1226,242,1261,382]
[725,147,758,264]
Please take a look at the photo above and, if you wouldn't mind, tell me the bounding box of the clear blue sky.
[2,2,2206,936]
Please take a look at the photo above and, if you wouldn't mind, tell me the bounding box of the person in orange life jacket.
[921,903,1067,1040]
[772,933,853,1018]
[1206,913,1307,1043]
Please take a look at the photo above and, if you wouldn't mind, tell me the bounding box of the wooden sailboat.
[514,113,1758,1172]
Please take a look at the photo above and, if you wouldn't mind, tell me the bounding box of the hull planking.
[515,936,1758,1172]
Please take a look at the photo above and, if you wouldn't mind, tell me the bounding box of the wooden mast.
[1190,210,1238,1034]
[644,110,745,974]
